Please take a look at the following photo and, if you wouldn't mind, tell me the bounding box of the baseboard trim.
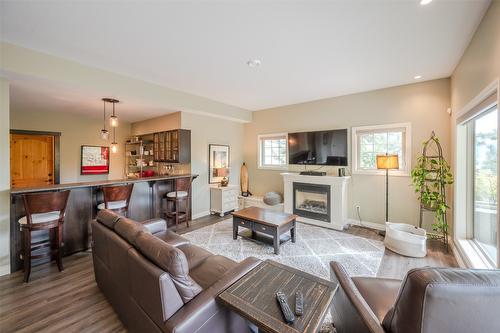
[192,211,211,220]
[347,219,385,231]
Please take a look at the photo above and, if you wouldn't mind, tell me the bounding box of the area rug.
[183,218,385,332]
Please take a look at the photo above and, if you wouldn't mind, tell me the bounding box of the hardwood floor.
[0,215,457,333]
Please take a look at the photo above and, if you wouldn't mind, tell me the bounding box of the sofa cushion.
[189,255,237,289]
[96,209,121,229]
[155,230,190,247]
[135,232,202,303]
[177,244,213,270]
[352,276,400,323]
[114,217,150,246]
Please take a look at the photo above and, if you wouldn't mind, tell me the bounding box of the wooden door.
[10,134,55,188]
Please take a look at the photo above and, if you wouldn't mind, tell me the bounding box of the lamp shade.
[215,167,229,177]
[376,154,399,170]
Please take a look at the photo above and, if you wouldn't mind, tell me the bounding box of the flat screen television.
[288,129,348,165]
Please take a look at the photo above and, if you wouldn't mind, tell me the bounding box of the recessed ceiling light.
[414,75,422,80]
[247,59,261,67]
[420,0,433,5]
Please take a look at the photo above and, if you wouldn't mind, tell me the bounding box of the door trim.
[10,129,61,184]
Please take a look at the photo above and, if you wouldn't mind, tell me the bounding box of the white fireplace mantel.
[281,172,350,231]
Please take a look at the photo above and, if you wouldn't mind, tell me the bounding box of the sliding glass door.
[472,106,498,263]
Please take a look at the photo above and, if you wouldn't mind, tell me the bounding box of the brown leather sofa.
[91,210,261,333]
[330,261,500,333]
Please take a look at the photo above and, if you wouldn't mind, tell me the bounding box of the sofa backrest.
[382,267,500,333]
[94,210,197,326]
[135,232,202,303]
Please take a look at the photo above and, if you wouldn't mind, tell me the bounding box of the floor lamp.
[376,154,399,222]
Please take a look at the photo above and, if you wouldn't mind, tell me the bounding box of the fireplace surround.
[282,173,350,230]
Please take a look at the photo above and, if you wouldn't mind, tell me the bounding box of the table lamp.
[376,154,399,222]
[215,167,229,187]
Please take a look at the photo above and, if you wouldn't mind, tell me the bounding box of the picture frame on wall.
[209,144,230,184]
[81,145,110,175]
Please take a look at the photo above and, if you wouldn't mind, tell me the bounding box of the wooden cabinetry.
[153,129,191,163]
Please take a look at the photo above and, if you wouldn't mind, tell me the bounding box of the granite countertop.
[10,174,198,194]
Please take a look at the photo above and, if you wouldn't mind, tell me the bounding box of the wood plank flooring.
[0,215,457,333]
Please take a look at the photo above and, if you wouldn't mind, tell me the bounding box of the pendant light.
[101,98,120,153]
[100,99,109,140]
[109,99,119,127]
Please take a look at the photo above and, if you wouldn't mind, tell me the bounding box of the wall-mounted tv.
[288,129,348,166]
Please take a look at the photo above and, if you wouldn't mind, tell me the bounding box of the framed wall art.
[209,144,229,184]
[81,145,110,175]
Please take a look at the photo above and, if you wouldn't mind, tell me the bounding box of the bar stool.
[19,190,70,283]
[97,183,134,217]
[164,177,192,231]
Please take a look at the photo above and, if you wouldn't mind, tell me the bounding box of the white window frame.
[352,122,412,176]
[257,133,288,170]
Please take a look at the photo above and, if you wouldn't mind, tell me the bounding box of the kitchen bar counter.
[9,174,197,272]
[10,174,197,194]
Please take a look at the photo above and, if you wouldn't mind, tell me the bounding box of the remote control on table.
[295,291,303,316]
[276,291,295,324]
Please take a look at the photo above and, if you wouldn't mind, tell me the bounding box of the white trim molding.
[351,122,412,176]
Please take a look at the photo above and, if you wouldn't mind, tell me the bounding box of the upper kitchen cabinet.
[153,129,191,163]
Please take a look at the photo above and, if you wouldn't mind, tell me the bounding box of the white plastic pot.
[384,222,427,258]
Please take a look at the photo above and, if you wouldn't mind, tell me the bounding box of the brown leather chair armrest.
[141,218,167,234]
[330,261,388,333]
[164,257,261,333]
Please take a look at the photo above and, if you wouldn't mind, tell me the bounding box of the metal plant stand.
[418,132,449,251]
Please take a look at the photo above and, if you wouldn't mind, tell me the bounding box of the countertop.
[10,174,198,195]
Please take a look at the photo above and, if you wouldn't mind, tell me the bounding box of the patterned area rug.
[183,218,385,332]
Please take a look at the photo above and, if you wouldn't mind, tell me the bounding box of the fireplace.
[293,182,331,222]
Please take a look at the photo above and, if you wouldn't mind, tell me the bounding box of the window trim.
[352,122,412,176]
[257,133,289,170]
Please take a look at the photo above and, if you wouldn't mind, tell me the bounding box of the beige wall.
[244,79,451,227]
[10,109,131,183]
[0,79,10,275]
[451,1,500,114]
[181,112,245,218]
[131,111,181,135]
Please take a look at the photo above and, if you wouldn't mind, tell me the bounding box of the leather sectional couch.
[330,261,500,333]
[91,210,260,333]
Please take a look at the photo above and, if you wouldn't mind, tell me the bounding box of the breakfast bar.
[9,174,197,272]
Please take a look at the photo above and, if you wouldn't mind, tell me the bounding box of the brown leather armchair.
[330,261,500,333]
[92,210,261,333]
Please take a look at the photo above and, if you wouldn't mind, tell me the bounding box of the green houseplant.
[411,135,454,235]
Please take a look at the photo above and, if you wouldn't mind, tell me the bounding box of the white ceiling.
[0,0,490,113]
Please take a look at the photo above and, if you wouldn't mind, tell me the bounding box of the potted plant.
[410,135,454,235]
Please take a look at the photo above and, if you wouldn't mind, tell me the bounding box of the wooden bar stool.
[97,183,134,217]
[164,177,192,231]
[19,190,70,283]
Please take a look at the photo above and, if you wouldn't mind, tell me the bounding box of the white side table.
[210,185,239,217]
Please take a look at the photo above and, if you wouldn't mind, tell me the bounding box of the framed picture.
[81,145,110,175]
[209,144,229,184]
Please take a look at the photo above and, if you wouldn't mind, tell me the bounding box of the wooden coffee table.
[217,260,336,333]
[232,207,297,255]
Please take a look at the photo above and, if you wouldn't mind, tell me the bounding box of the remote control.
[295,291,303,316]
[276,291,295,324]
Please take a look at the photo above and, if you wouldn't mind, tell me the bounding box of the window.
[258,133,287,169]
[455,85,499,269]
[352,123,411,176]
[470,106,498,264]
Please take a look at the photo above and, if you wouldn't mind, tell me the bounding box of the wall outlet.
[355,205,361,212]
